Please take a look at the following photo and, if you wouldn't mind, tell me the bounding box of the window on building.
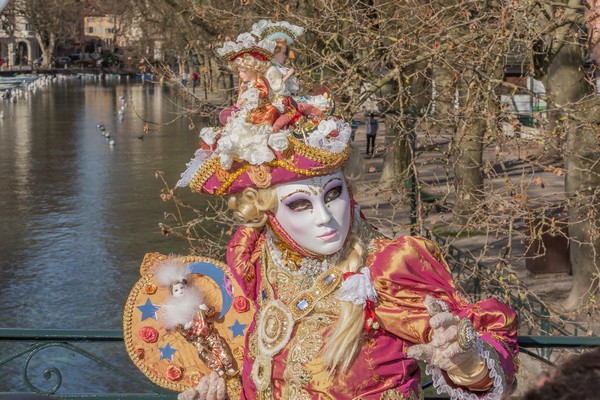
[25,23,31,31]
[98,16,102,22]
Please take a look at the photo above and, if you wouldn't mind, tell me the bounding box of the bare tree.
[146,0,600,315]
[13,0,84,68]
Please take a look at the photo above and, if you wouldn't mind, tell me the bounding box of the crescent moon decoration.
[124,253,252,395]
[188,261,233,319]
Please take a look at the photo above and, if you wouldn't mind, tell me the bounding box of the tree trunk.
[451,78,485,225]
[547,41,600,310]
[379,114,413,188]
[35,32,55,69]
[432,62,456,135]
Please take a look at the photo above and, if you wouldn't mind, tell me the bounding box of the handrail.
[2,328,599,347]
[1,329,598,399]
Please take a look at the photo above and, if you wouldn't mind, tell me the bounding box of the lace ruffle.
[426,339,506,400]
[216,32,276,58]
[177,148,212,188]
[306,117,352,153]
[336,267,378,307]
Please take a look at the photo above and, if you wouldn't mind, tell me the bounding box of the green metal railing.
[0,329,175,399]
[1,329,599,399]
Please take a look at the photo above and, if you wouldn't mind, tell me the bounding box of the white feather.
[153,258,191,287]
[158,287,205,330]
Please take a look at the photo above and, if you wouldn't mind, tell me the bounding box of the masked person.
[176,37,518,397]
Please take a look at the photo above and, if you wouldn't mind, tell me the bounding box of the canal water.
[0,77,213,393]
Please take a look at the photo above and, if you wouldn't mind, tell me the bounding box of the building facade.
[0,11,40,67]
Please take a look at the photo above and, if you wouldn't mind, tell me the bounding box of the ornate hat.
[177,112,351,195]
[251,20,304,45]
[216,32,276,62]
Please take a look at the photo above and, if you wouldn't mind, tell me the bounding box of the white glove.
[196,372,227,400]
[407,296,481,373]
[177,372,227,400]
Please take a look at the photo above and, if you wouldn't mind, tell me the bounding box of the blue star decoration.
[159,343,177,361]
[228,319,247,338]
[136,298,160,321]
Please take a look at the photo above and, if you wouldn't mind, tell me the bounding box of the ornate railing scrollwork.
[0,329,176,398]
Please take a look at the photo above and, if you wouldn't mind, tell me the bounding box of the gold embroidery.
[283,314,331,399]
[355,389,421,400]
[251,247,342,396]
[214,164,230,183]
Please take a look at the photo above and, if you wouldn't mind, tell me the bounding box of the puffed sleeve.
[265,65,285,96]
[253,76,271,100]
[226,226,264,300]
[369,235,518,395]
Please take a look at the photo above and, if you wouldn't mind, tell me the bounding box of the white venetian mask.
[274,171,351,256]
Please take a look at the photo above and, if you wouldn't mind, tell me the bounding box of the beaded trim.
[261,25,298,41]
[266,230,340,278]
[188,143,350,195]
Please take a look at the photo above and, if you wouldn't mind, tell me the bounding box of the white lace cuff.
[335,267,378,307]
[426,339,506,400]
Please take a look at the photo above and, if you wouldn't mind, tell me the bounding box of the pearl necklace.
[265,230,340,278]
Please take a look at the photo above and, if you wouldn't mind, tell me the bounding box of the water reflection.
[0,79,204,331]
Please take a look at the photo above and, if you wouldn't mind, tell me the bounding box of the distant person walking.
[181,71,188,87]
[351,118,358,141]
[366,112,379,155]
[192,71,199,93]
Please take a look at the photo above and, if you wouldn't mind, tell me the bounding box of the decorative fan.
[123,253,252,396]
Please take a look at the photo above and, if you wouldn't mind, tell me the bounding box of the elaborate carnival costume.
[124,21,519,400]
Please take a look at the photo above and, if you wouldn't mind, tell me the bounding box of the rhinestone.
[323,274,336,285]
[296,299,309,310]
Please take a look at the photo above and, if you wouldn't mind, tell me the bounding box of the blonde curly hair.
[229,54,269,75]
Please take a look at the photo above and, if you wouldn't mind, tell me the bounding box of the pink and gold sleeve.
[370,236,519,391]
[226,226,264,300]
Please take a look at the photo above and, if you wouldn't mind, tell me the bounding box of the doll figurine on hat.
[172,20,518,400]
[217,32,280,127]
[198,33,283,171]
[251,20,328,133]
